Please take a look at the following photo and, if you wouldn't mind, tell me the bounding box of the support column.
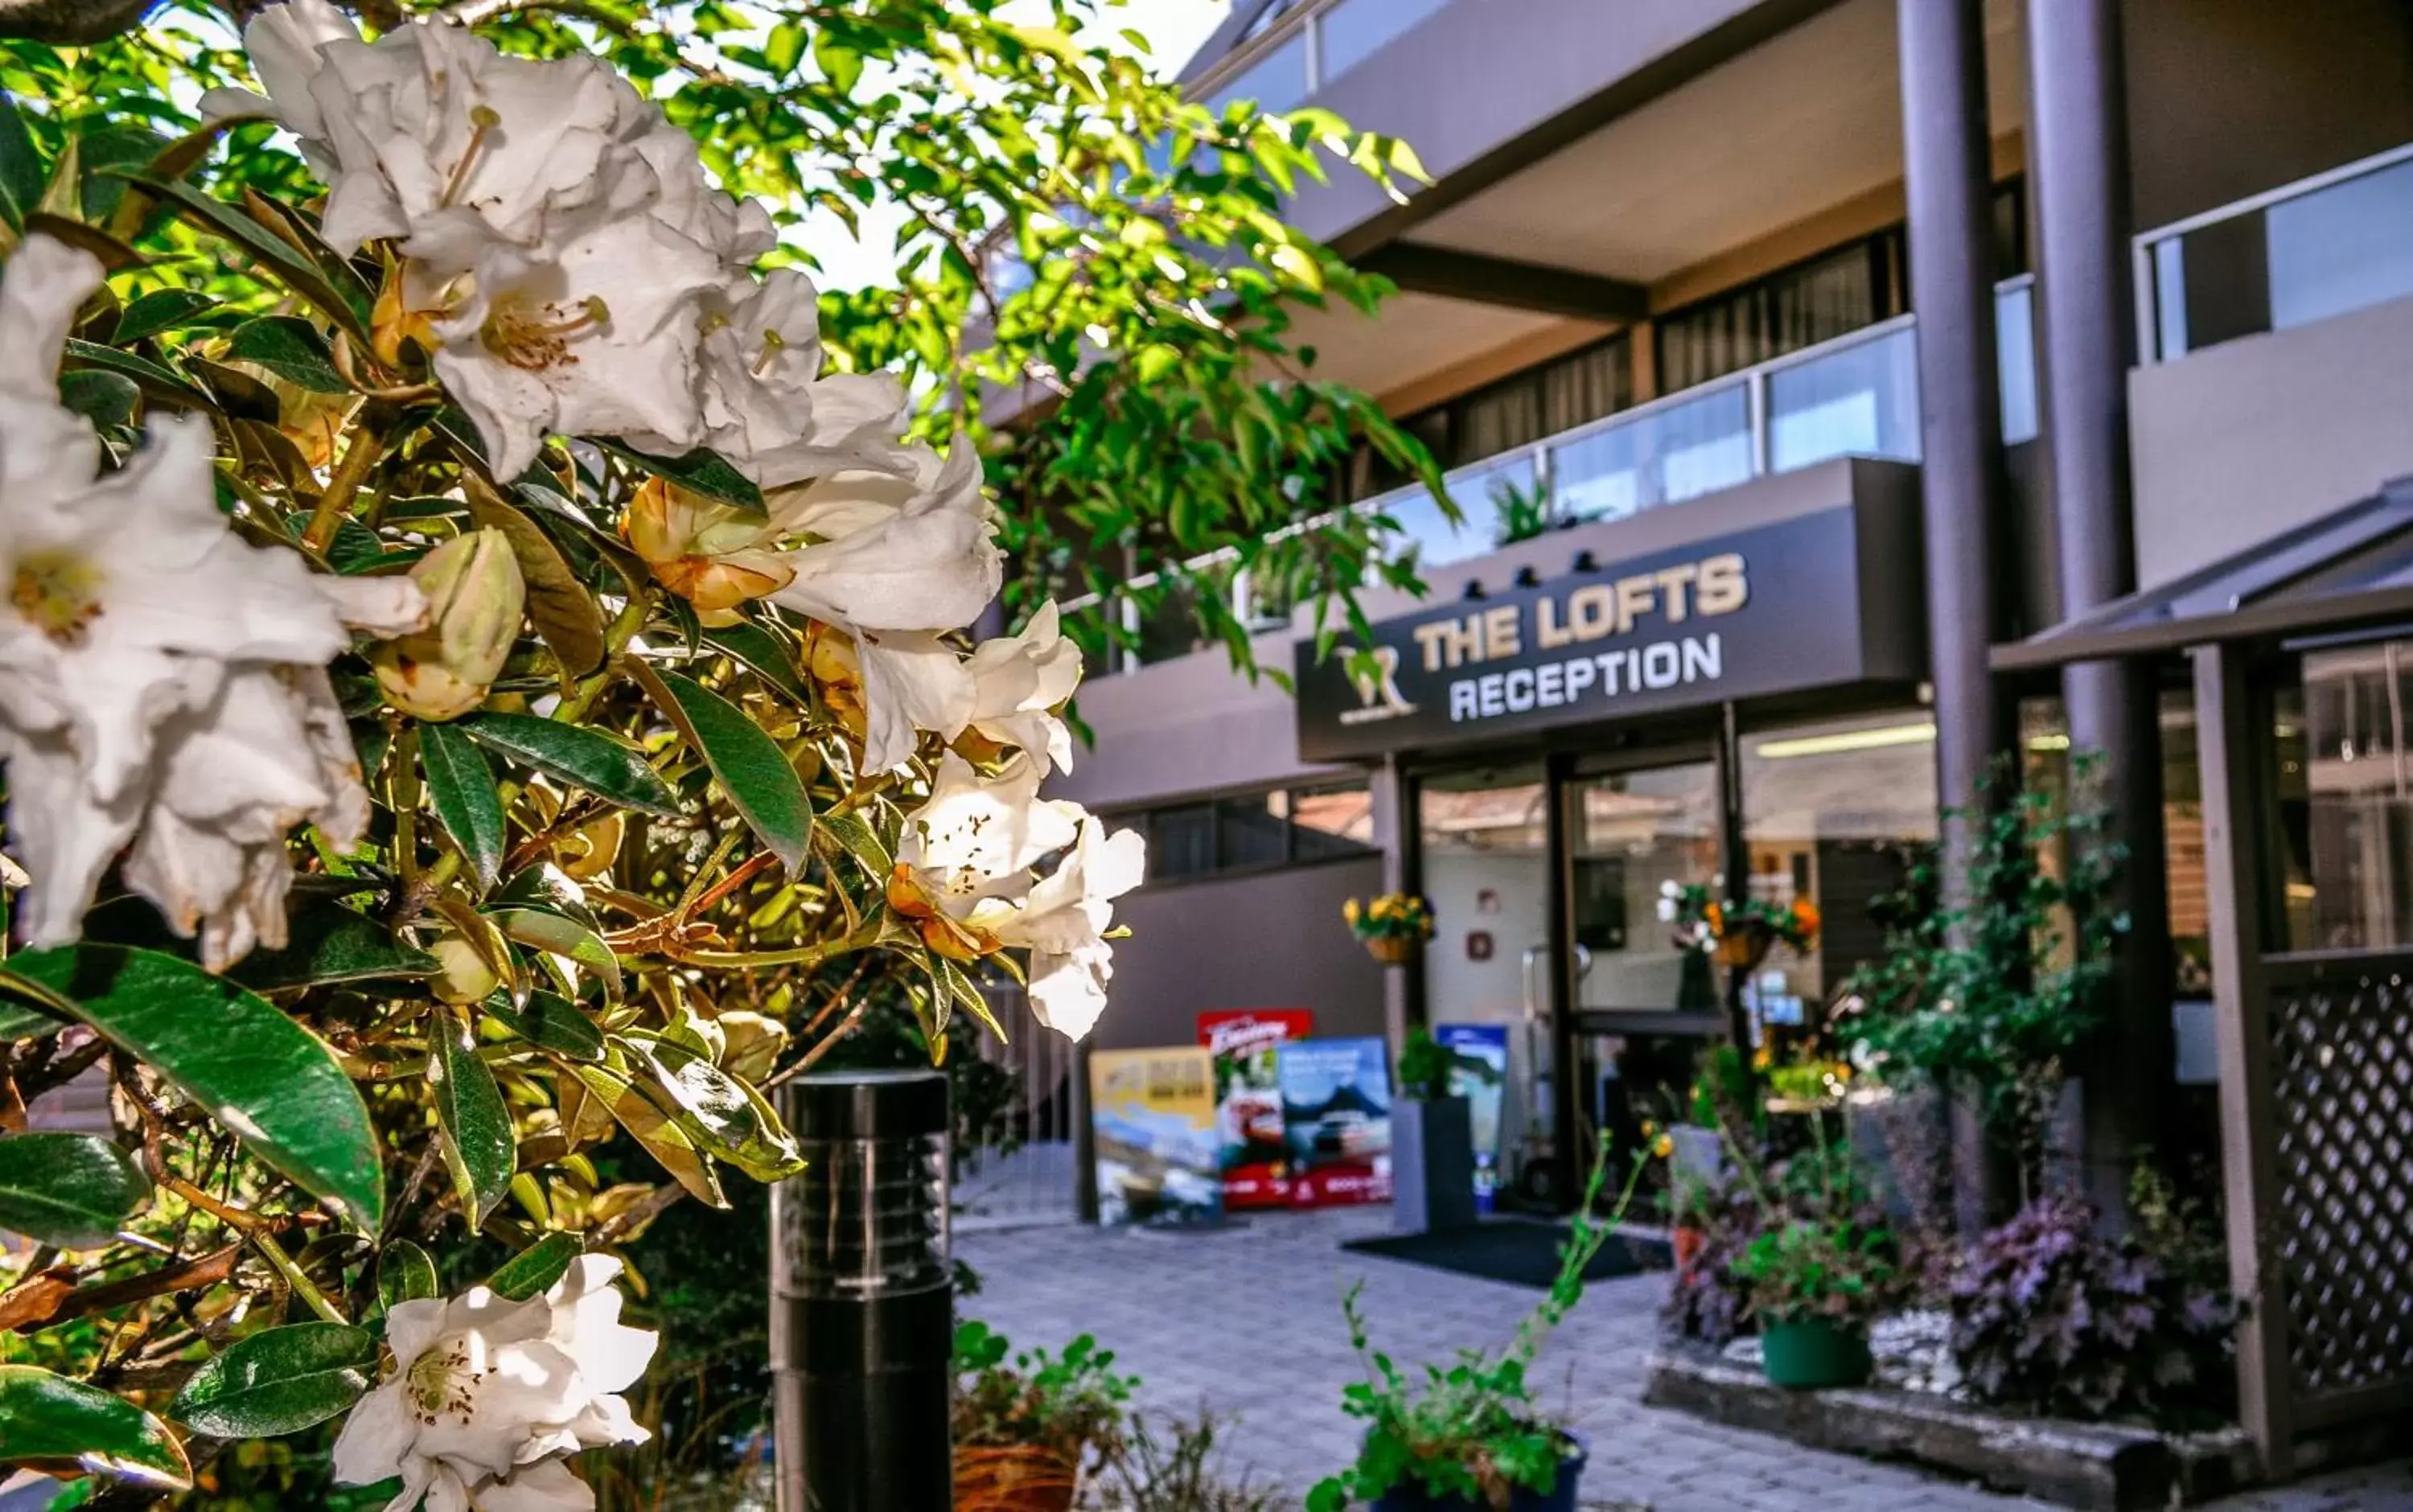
[2025,0,2174,1225]
[1900,0,2019,1231]
[1369,756,1422,1058]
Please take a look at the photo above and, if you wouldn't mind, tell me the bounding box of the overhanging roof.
[1992,479,2413,672]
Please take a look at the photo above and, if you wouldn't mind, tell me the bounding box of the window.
[1658,233,1906,393]
[1361,334,1633,499]
[2274,640,2413,951]
[1117,779,1377,883]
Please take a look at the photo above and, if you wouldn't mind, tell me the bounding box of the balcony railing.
[1075,276,2038,671]
[1193,0,1453,114]
[2136,139,2413,364]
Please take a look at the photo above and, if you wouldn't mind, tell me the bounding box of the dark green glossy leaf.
[485,989,607,1062]
[378,1239,439,1312]
[0,945,383,1229]
[327,517,397,575]
[61,338,216,412]
[58,368,138,430]
[460,713,680,818]
[491,910,622,1004]
[234,900,438,990]
[702,620,810,704]
[117,174,371,340]
[624,1034,803,1182]
[112,289,217,344]
[815,807,894,877]
[170,1322,376,1438]
[224,314,347,393]
[72,125,165,226]
[420,721,508,892]
[0,1365,191,1490]
[485,1231,580,1301]
[594,438,763,512]
[429,1011,515,1228]
[0,92,43,229]
[0,1133,149,1248]
[647,670,812,875]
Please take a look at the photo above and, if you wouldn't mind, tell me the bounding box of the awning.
[1992,479,2413,671]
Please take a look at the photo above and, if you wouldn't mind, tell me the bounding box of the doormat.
[1342,1220,1672,1289]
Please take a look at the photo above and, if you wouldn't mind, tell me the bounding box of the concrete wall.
[1096,857,1388,1053]
[2128,290,2413,589]
[2123,0,2413,232]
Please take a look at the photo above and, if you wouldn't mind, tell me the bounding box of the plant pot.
[1758,1317,1873,1390]
[1671,1222,1706,1276]
[1392,1095,1477,1235]
[953,1444,1079,1512]
[1364,935,1420,965]
[1714,928,1771,972]
[1367,1435,1586,1512]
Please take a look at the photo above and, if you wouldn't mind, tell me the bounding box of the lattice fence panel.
[2268,960,2413,1403]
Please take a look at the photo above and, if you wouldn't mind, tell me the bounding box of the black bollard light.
[770,1069,953,1512]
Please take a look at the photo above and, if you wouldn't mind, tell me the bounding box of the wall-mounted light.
[1571,550,1599,574]
[1513,565,1542,589]
[1460,579,1487,601]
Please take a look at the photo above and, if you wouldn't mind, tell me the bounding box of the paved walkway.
[959,1207,2413,1512]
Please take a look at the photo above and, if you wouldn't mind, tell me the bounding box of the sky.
[800,0,1234,291]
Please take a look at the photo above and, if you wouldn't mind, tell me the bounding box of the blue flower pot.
[1367,1436,1586,1512]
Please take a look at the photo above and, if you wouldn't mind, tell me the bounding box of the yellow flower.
[1652,1132,1675,1160]
[1343,899,1362,924]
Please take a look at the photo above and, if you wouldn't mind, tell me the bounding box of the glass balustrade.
[1317,0,1452,84]
[1553,382,1752,525]
[2141,144,2413,361]
[1766,322,1920,471]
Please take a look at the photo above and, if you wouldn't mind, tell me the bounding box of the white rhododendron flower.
[896,754,1080,912]
[0,235,425,966]
[767,445,1004,770]
[334,1256,656,1512]
[668,268,917,488]
[961,601,1081,775]
[995,816,1147,1040]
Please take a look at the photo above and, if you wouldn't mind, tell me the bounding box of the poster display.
[1434,1024,1511,1214]
[1198,1009,1314,1209]
[1088,1046,1223,1227]
[1276,1036,1393,1208]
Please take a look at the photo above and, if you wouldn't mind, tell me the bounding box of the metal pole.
[771,1070,955,1512]
[1898,0,2019,1232]
[2025,0,2174,1226]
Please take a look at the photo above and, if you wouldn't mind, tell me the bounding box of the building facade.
[1039,0,2413,1467]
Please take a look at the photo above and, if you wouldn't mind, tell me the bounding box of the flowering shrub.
[0,0,1465,1498]
[1657,878,1818,958]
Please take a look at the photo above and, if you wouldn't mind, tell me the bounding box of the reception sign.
[1089,1047,1222,1227]
[1276,1037,1393,1208]
[1294,502,1922,761]
[1434,1023,1511,1214]
[1198,1009,1314,1209]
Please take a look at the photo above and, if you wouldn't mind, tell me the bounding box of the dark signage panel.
[1294,507,1909,762]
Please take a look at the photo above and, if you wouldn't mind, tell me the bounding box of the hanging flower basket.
[1345,893,1434,966]
[1364,933,1421,966]
[954,1444,1080,1512]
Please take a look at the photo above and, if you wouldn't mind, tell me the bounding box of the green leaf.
[429,1010,515,1228]
[0,1133,149,1248]
[1,946,383,1229]
[59,368,138,430]
[0,92,45,230]
[764,19,806,76]
[594,438,763,512]
[224,315,347,393]
[813,30,865,94]
[701,621,809,705]
[378,1240,439,1311]
[624,1034,803,1182]
[485,1231,580,1301]
[118,174,371,341]
[233,899,439,990]
[170,1322,377,1439]
[573,1058,725,1208]
[814,807,894,877]
[0,1366,190,1490]
[113,289,217,346]
[645,670,812,875]
[61,339,216,413]
[420,721,508,891]
[491,910,622,1004]
[486,989,607,1062]
[460,713,680,818]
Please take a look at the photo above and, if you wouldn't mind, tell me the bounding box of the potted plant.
[953,1322,1137,1512]
[1659,879,1819,973]
[1666,1165,1712,1276]
[1392,1027,1478,1235]
[1346,892,1435,964]
[1731,1215,1898,1388]
[1309,1144,1638,1511]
